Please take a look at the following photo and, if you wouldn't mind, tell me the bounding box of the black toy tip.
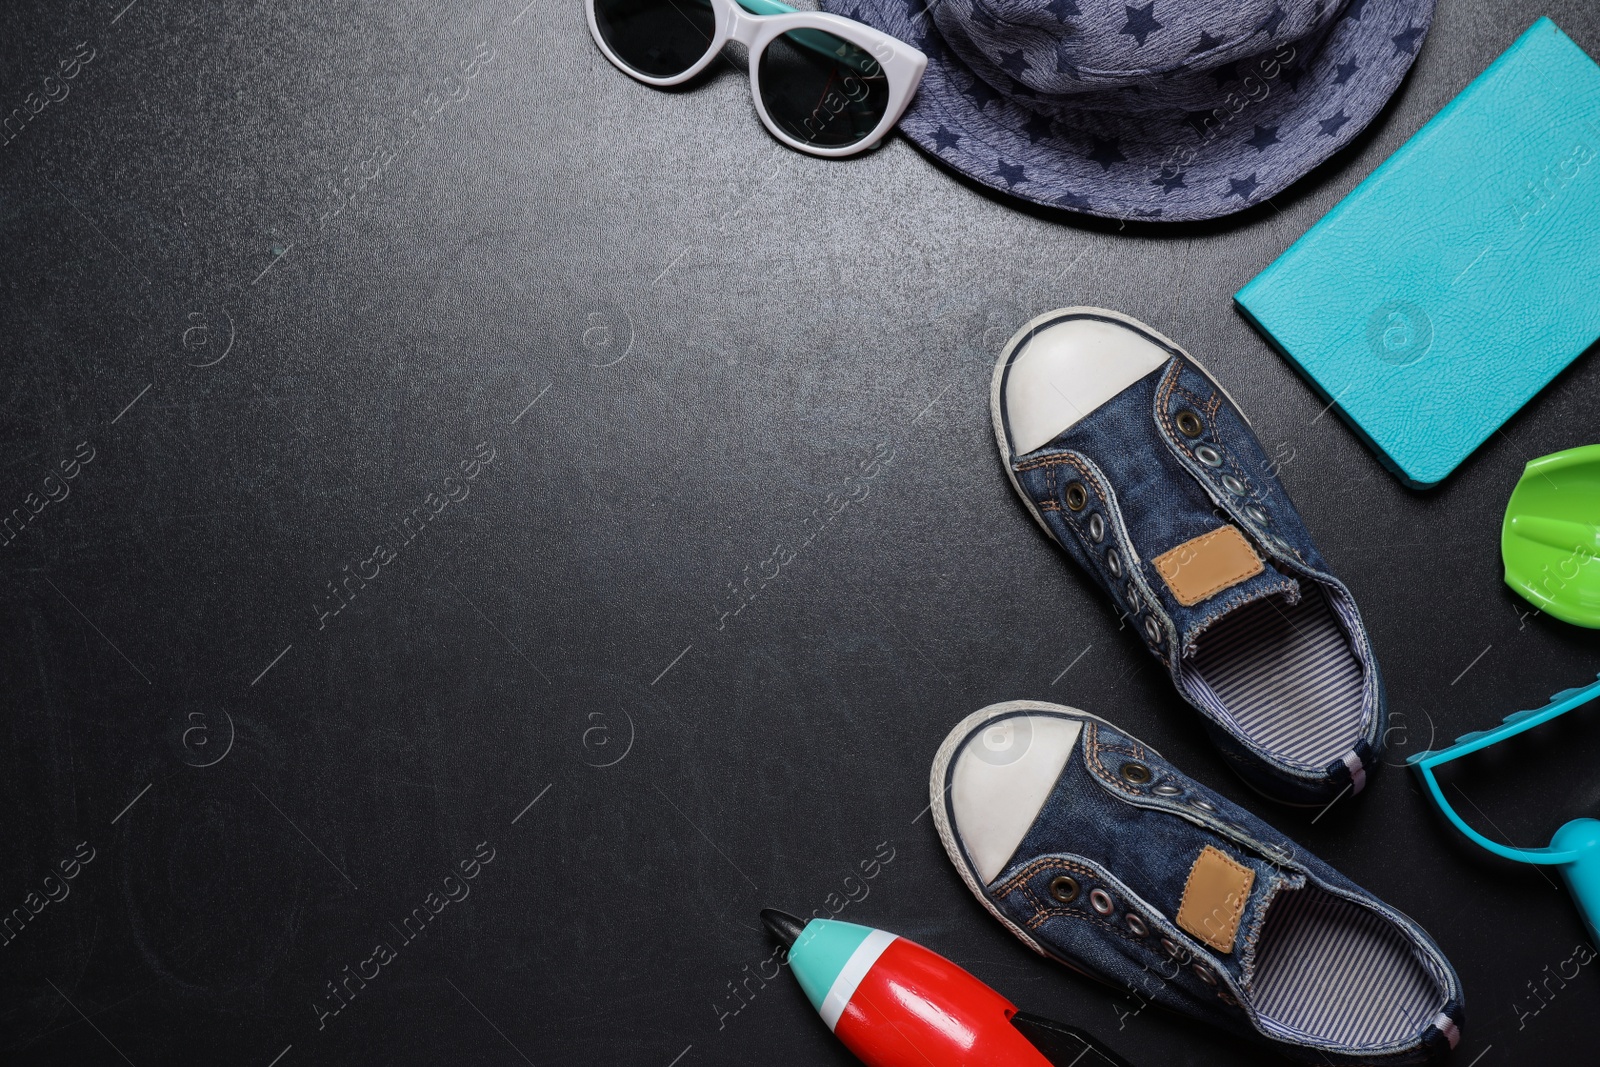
[760,908,808,948]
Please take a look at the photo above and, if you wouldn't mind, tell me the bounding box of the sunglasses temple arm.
[733,0,887,74]
[1415,763,1578,865]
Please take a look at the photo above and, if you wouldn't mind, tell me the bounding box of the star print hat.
[820,0,1436,220]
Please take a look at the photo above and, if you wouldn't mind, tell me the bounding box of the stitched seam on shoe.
[1014,454,1079,473]
[1154,359,1184,445]
[1172,382,1212,421]
[1024,908,1130,940]
[1086,723,1143,798]
[994,856,1097,896]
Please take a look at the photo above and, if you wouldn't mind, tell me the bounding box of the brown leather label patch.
[1176,845,1255,953]
[1152,525,1264,607]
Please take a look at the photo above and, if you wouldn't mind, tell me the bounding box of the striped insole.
[1251,886,1443,1048]
[1189,586,1366,768]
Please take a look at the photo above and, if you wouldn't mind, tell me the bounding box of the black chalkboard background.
[3,1,1597,1064]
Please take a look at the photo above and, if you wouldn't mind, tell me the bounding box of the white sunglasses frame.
[585,0,927,158]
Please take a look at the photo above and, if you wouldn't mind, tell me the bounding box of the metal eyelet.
[1244,504,1268,524]
[1153,782,1181,796]
[1143,616,1161,644]
[1221,474,1247,496]
[1194,444,1224,468]
[1175,410,1204,438]
[1087,513,1105,542]
[1272,534,1295,554]
[1192,798,1216,812]
[1125,582,1137,604]
[1161,937,1182,960]
[1106,548,1122,578]
[1218,989,1237,1006]
[1126,913,1148,937]
[1090,888,1115,916]
[1065,482,1088,511]
[1194,963,1218,985]
[1120,761,1152,785]
[1049,875,1080,904]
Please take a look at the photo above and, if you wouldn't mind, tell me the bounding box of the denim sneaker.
[932,701,1465,1065]
[992,308,1386,805]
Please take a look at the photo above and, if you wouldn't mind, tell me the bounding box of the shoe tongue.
[1171,844,1304,987]
[1154,532,1302,659]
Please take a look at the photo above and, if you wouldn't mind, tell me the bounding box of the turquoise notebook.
[1235,18,1600,489]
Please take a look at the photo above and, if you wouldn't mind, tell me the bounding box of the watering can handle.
[1553,819,1600,947]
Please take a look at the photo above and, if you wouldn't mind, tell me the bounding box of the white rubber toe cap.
[946,712,1084,884]
[999,313,1171,456]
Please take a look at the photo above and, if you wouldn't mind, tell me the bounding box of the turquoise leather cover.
[1235,18,1600,488]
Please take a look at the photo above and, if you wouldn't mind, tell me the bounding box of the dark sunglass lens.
[594,0,716,78]
[758,30,890,149]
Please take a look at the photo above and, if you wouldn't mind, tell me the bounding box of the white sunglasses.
[586,0,927,158]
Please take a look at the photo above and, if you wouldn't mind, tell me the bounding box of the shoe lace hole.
[1194,444,1223,468]
[1090,888,1115,916]
[1049,875,1079,904]
[1120,761,1152,785]
[1065,482,1088,511]
[1175,410,1204,437]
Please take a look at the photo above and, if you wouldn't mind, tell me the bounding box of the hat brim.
[823,0,1437,221]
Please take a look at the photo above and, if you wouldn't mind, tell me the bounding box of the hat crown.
[934,0,1338,100]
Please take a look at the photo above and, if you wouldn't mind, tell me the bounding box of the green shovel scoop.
[1502,443,1600,628]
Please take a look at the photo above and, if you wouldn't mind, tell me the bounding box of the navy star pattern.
[1086,135,1126,170]
[1210,61,1239,88]
[994,160,1028,186]
[900,0,1432,219]
[1245,124,1280,152]
[1392,24,1424,55]
[1119,3,1163,48]
[998,49,1032,77]
[1185,109,1223,138]
[1255,4,1286,37]
[1318,110,1351,137]
[1022,113,1055,143]
[962,75,1002,111]
[1055,41,1081,79]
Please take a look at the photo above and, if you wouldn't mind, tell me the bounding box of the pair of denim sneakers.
[931,310,1463,1064]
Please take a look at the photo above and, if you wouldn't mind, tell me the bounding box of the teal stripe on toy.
[787,919,875,1016]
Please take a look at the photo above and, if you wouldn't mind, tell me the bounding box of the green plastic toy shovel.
[1501,443,1600,628]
